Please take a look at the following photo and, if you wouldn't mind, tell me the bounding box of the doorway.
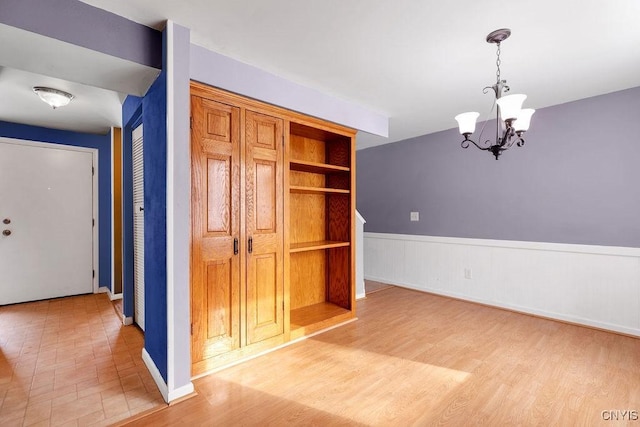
[132,124,145,331]
[0,138,96,304]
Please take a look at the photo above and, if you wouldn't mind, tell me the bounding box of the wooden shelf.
[290,240,350,253]
[290,160,350,174]
[290,302,351,331]
[290,185,350,194]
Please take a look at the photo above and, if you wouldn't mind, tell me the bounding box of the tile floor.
[0,293,165,426]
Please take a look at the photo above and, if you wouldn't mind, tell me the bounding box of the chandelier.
[454,29,534,160]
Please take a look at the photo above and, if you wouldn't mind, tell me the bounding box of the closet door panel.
[245,110,284,344]
[191,96,241,363]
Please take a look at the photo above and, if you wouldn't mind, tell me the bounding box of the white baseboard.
[356,292,366,300]
[364,232,640,337]
[123,316,133,326]
[141,348,195,403]
[97,286,123,301]
[142,348,168,402]
[142,348,169,403]
[168,382,195,402]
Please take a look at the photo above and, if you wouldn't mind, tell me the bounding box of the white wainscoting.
[364,232,640,337]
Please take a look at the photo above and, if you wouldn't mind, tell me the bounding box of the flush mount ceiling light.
[455,29,535,160]
[32,86,75,109]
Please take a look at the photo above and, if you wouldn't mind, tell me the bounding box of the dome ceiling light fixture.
[32,86,75,109]
[454,28,535,160]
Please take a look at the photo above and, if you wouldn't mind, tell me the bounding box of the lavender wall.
[190,45,388,137]
[357,87,640,248]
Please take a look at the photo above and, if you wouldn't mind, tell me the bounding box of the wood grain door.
[191,96,241,362]
[244,110,285,344]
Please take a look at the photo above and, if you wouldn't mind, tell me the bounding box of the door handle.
[248,237,253,254]
[233,237,239,255]
[2,218,9,224]
[2,229,11,236]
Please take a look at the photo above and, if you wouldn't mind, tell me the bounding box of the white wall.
[164,21,194,403]
[355,211,366,299]
[364,232,640,336]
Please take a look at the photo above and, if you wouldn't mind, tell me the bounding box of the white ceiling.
[0,22,159,135]
[3,1,640,146]
[0,66,124,134]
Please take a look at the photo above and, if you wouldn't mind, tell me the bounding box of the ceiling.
[3,1,640,147]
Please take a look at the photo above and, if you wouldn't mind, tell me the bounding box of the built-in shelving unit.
[189,82,356,375]
[288,121,355,338]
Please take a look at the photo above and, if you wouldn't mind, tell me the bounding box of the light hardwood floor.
[127,284,640,426]
[364,280,394,295]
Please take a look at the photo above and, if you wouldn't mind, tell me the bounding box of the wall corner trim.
[364,232,640,257]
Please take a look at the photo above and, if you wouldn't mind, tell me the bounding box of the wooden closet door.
[191,96,241,363]
[244,110,284,344]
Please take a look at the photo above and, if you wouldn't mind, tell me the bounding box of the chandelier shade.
[513,108,535,132]
[495,94,526,122]
[455,29,535,160]
[454,112,480,135]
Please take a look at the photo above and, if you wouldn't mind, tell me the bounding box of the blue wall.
[357,87,640,248]
[122,70,168,381]
[142,71,168,381]
[0,120,112,286]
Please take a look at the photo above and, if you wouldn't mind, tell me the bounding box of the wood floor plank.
[125,285,640,426]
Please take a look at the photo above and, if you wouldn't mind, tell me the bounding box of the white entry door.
[132,125,145,330]
[0,139,94,305]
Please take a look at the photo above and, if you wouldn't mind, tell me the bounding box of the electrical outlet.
[464,268,473,280]
[410,211,419,222]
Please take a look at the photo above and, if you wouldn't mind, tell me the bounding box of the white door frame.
[0,136,99,294]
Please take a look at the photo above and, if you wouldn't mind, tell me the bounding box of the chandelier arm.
[501,125,526,150]
[460,137,490,151]
[500,127,512,148]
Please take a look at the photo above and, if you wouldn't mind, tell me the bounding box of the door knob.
[2,229,11,236]
[2,218,9,224]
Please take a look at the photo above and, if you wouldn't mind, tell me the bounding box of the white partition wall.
[364,232,640,336]
[356,211,366,299]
